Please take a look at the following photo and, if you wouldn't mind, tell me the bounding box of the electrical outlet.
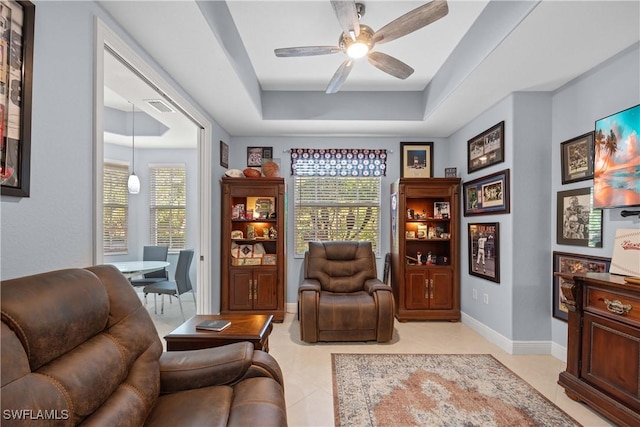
[472,289,478,300]
[483,293,489,304]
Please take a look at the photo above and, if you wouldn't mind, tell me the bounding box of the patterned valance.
[290,148,387,177]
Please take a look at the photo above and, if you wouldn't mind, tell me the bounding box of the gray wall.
[1,1,638,353]
[550,44,640,346]
[0,1,230,317]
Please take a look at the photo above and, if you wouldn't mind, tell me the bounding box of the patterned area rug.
[332,353,580,427]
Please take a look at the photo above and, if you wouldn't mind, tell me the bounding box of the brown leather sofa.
[1,265,287,426]
[298,241,394,343]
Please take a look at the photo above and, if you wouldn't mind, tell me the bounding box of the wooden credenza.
[556,272,640,426]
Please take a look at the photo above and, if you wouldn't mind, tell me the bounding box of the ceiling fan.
[274,0,449,94]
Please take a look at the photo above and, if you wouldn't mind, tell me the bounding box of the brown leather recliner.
[1,265,287,426]
[298,241,394,343]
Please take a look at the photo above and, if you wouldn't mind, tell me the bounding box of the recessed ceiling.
[98,0,640,142]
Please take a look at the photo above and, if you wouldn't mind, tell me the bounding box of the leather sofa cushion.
[306,241,377,293]
[318,291,377,331]
[1,268,110,370]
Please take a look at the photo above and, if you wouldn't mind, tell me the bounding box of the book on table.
[195,319,231,332]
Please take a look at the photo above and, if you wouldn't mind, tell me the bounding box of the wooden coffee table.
[164,314,273,352]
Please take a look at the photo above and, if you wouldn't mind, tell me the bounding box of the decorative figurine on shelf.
[416,251,423,265]
[269,227,277,239]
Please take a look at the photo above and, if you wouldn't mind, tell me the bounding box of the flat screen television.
[593,104,640,208]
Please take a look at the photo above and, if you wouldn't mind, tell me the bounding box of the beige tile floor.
[140,291,613,427]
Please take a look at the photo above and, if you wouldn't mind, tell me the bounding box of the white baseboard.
[461,312,560,358]
[551,341,567,363]
[286,302,298,314]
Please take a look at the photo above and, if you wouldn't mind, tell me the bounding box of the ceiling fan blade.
[326,59,354,94]
[372,0,449,45]
[367,51,414,79]
[331,0,360,40]
[274,46,342,57]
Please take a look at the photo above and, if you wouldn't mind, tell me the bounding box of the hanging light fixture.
[127,102,140,194]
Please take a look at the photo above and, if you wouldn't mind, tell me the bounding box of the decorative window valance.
[290,148,387,177]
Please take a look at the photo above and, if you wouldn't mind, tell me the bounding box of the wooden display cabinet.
[390,178,460,321]
[556,272,640,425]
[221,177,285,322]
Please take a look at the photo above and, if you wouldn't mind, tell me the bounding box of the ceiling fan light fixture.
[347,42,369,58]
[341,24,374,59]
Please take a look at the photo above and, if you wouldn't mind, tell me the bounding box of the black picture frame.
[0,0,34,197]
[467,121,504,174]
[552,251,611,321]
[468,222,500,283]
[247,146,272,167]
[219,140,228,168]
[556,187,602,247]
[400,142,433,178]
[560,131,594,184]
[463,169,510,216]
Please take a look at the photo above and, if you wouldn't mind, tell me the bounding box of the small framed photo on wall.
[468,222,500,283]
[552,251,610,321]
[220,141,229,168]
[400,142,433,178]
[560,132,594,184]
[556,188,602,248]
[247,147,273,167]
[467,121,505,174]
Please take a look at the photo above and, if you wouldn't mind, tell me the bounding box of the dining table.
[107,261,170,279]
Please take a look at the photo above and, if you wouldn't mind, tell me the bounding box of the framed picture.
[247,146,273,167]
[400,142,433,178]
[552,251,611,321]
[220,140,229,168]
[262,254,277,265]
[468,222,500,283]
[467,121,504,174]
[557,187,602,247]
[560,131,594,184]
[434,201,449,218]
[0,0,34,197]
[444,167,457,177]
[463,169,510,216]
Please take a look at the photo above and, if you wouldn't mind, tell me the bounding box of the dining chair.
[142,249,195,321]
[130,246,169,287]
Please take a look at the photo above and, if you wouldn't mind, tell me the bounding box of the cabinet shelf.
[391,178,461,322]
[221,177,286,322]
[231,219,277,223]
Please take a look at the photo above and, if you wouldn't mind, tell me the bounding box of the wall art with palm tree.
[593,104,640,208]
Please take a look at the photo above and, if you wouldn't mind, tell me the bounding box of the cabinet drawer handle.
[603,298,632,315]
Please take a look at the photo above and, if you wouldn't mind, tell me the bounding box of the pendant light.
[127,102,140,194]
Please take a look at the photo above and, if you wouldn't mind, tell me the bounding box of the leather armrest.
[159,342,256,394]
[365,279,391,294]
[299,280,321,293]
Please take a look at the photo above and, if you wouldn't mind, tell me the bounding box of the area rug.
[332,353,580,427]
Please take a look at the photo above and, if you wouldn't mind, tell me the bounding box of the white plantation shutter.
[103,162,129,253]
[149,165,186,252]
[294,176,381,255]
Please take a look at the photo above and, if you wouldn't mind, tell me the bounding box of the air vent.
[145,99,174,113]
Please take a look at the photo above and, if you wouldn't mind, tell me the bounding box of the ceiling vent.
[145,99,175,113]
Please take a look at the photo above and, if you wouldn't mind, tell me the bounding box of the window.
[291,149,386,256]
[294,176,381,255]
[149,164,186,252]
[103,162,129,253]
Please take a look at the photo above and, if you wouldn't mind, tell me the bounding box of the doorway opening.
[94,19,212,316]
